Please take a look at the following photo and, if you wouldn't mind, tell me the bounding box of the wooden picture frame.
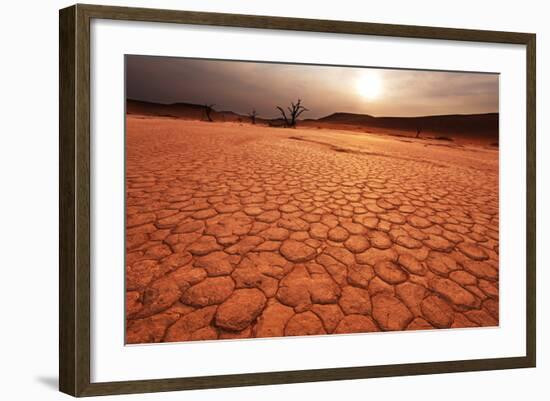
[59,3,536,397]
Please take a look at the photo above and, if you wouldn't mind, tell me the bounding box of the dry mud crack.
[125,117,499,344]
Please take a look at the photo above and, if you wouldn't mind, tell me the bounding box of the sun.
[356,72,383,100]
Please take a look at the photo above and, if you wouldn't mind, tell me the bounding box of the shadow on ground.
[35,376,58,391]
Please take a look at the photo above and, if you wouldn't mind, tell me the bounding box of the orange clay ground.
[125,116,499,344]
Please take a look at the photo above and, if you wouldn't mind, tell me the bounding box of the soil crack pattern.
[125,118,499,344]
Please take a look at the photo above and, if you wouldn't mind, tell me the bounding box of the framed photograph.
[59,4,536,397]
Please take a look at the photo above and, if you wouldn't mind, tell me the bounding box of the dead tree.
[415,126,422,138]
[276,99,308,128]
[204,103,215,122]
[248,109,258,125]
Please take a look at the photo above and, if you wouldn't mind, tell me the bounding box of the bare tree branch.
[248,109,258,125]
[275,99,309,128]
[204,103,215,122]
[276,106,290,126]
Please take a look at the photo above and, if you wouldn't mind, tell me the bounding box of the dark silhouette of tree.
[276,99,308,128]
[415,126,422,138]
[248,109,258,125]
[204,103,215,122]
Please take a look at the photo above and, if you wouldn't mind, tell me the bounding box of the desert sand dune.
[125,116,499,344]
[127,99,499,146]
[127,99,248,123]
[306,111,499,145]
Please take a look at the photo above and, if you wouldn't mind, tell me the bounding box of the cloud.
[126,55,498,118]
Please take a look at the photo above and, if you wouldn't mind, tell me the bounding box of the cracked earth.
[125,117,499,344]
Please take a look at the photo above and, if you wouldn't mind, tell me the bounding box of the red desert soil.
[127,99,499,146]
[125,115,499,344]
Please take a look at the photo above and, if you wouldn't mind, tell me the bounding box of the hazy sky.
[126,55,499,119]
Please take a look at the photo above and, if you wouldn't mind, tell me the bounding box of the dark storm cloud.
[126,55,498,118]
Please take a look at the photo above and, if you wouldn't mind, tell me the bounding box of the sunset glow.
[126,56,499,118]
[356,72,383,100]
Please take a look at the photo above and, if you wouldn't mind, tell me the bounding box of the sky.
[126,55,499,119]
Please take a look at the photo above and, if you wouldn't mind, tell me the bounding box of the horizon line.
[126,97,499,120]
